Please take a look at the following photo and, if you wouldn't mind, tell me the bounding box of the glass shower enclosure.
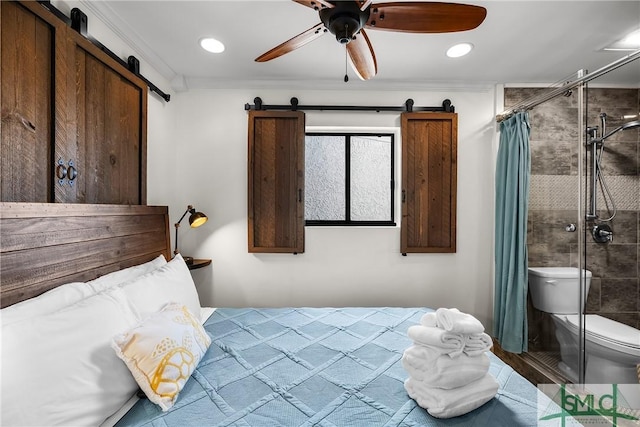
[502,52,640,387]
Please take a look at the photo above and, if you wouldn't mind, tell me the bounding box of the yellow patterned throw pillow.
[112,303,211,411]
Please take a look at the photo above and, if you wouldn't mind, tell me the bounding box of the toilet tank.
[528,267,592,314]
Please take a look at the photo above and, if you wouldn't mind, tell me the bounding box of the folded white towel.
[407,325,464,358]
[463,332,493,357]
[402,344,444,365]
[404,374,498,419]
[435,308,485,335]
[402,352,490,389]
[419,312,438,327]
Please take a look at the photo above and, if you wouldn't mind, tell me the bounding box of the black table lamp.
[174,205,208,265]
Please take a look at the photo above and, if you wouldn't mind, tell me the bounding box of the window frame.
[304,131,396,227]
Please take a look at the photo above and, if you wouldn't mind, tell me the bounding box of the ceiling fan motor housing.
[320,2,370,44]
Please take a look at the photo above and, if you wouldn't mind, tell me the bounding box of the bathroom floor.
[526,351,571,384]
[491,340,570,385]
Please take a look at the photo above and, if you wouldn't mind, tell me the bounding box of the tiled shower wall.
[504,87,639,332]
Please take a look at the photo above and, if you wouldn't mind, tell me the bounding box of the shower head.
[601,119,640,141]
[620,119,640,130]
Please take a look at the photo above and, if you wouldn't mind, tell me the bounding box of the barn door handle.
[56,159,78,185]
[67,160,77,182]
[402,189,406,203]
[56,164,67,180]
[298,189,303,202]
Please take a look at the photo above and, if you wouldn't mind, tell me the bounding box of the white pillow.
[1,282,94,326]
[1,288,140,427]
[116,254,202,322]
[87,254,167,293]
[1,255,167,326]
[112,303,212,411]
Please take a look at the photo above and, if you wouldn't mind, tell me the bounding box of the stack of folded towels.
[403,308,498,419]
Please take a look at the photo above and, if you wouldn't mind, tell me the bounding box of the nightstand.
[187,259,211,270]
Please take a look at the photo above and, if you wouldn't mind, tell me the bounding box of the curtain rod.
[496,49,640,123]
[244,97,455,113]
[37,1,171,102]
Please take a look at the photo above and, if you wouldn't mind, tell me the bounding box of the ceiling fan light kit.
[255,1,487,80]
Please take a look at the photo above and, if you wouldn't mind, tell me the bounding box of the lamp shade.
[189,211,208,228]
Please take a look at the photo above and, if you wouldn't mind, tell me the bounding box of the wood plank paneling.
[401,112,457,253]
[0,203,171,308]
[1,214,166,251]
[248,111,305,253]
[74,44,145,205]
[1,1,53,202]
[53,1,76,203]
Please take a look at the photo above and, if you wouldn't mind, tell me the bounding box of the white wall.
[169,88,498,328]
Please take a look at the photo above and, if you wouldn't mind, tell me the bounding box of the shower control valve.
[565,224,576,232]
[592,224,613,243]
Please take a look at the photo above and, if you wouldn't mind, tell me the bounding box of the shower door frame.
[577,71,587,385]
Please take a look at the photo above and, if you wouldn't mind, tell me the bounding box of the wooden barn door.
[248,111,305,253]
[401,112,458,254]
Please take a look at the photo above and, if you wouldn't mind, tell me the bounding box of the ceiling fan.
[255,1,487,80]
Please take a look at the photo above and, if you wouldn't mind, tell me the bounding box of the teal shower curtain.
[493,112,531,353]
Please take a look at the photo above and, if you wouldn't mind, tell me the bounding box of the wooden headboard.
[0,203,171,308]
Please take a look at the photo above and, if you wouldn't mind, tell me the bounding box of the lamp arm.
[176,205,194,226]
[174,205,194,256]
[174,224,180,256]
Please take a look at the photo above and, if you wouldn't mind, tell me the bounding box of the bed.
[1,203,553,427]
[115,307,546,427]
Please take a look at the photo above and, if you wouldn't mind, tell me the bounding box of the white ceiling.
[81,0,640,91]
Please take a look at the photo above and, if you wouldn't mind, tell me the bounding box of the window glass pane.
[305,135,345,220]
[350,135,392,221]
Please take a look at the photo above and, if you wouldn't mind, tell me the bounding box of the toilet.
[528,267,640,384]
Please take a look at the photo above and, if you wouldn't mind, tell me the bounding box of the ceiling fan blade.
[255,23,326,62]
[346,29,377,80]
[292,0,334,11]
[365,2,487,33]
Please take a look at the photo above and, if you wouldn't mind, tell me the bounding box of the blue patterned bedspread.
[116,307,544,426]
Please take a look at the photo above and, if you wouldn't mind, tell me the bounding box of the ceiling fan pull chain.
[344,45,349,83]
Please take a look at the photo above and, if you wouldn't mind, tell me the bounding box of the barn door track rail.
[244,98,455,113]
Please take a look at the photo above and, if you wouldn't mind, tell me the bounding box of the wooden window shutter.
[248,111,305,253]
[401,112,457,254]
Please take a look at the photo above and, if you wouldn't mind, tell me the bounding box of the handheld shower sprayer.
[601,119,640,140]
[586,113,639,230]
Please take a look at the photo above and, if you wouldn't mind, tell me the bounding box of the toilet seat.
[560,314,640,354]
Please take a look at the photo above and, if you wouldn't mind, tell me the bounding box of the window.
[305,132,395,226]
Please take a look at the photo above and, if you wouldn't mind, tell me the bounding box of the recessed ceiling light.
[446,42,473,58]
[200,37,225,54]
[603,28,640,51]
